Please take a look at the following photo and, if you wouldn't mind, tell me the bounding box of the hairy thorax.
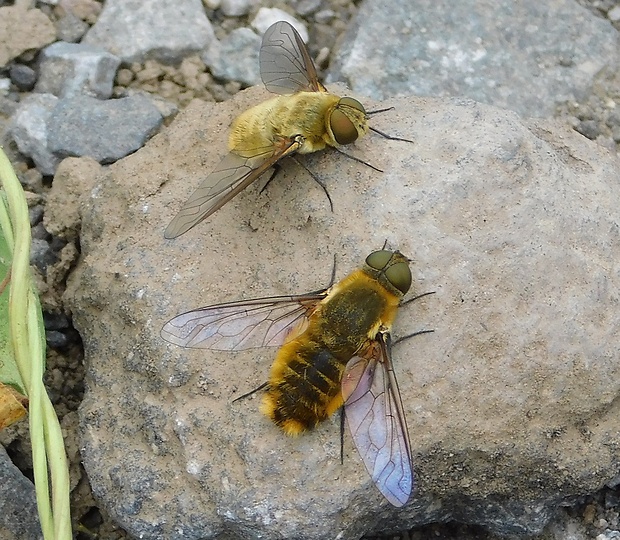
[229,92,343,154]
[261,269,402,435]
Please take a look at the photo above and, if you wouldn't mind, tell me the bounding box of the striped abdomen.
[260,270,400,435]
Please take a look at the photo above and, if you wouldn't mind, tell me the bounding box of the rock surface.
[328,0,620,118]
[202,28,262,87]
[251,8,309,42]
[0,445,42,540]
[83,0,215,63]
[0,5,56,67]
[60,85,620,539]
[35,42,121,99]
[47,94,163,163]
[10,94,163,175]
[9,93,61,176]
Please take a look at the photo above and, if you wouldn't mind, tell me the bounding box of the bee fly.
[161,249,433,506]
[164,21,411,239]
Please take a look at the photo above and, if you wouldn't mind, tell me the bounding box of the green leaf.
[0,203,26,395]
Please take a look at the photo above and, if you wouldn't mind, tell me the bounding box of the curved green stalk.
[0,147,72,540]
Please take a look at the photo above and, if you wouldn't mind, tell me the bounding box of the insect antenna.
[367,106,395,116]
[232,382,268,403]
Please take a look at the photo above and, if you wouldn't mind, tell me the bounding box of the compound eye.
[330,108,358,145]
[366,250,393,271]
[366,250,412,294]
[385,262,412,295]
[339,97,365,114]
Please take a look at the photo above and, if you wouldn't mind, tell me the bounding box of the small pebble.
[608,5,620,22]
[31,223,52,241]
[585,503,598,524]
[43,311,71,331]
[19,168,44,192]
[30,238,57,271]
[576,119,601,140]
[220,0,253,17]
[29,205,44,226]
[55,12,90,42]
[9,65,37,91]
[46,330,70,350]
[116,68,134,86]
[315,9,336,24]
[295,0,321,16]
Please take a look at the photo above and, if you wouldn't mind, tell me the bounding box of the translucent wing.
[342,334,413,507]
[164,136,303,239]
[161,292,326,351]
[259,21,327,94]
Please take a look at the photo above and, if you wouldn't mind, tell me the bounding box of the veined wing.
[161,291,326,351]
[342,334,413,507]
[260,21,327,94]
[164,136,302,239]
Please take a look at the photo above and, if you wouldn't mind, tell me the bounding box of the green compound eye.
[330,98,365,145]
[366,250,412,295]
[340,97,365,115]
[366,250,393,271]
[330,108,357,145]
[385,262,412,295]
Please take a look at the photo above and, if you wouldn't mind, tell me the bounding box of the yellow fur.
[260,264,404,435]
[228,92,368,155]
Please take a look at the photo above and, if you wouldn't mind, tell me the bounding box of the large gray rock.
[47,94,163,164]
[61,86,620,539]
[202,28,262,87]
[10,94,163,175]
[327,0,620,117]
[83,0,215,63]
[9,93,61,176]
[0,446,42,540]
[35,42,121,99]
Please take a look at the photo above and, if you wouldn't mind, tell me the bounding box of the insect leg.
[393,329,434,346]
[232,381,268,403]
[402,290,436,306]
[339,406,345,465]
[330,147,383,173]
[366,107,414,143]
[289,155,334,211]
[393,291,436,344]
[369,126,414,144]
[259,163,281,195]
[327,254,337,288]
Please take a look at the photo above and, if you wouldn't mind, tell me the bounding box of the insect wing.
[342,335,413,507]
[164,137,302,239]
[260,21,327,94]
[161,292,325,351]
